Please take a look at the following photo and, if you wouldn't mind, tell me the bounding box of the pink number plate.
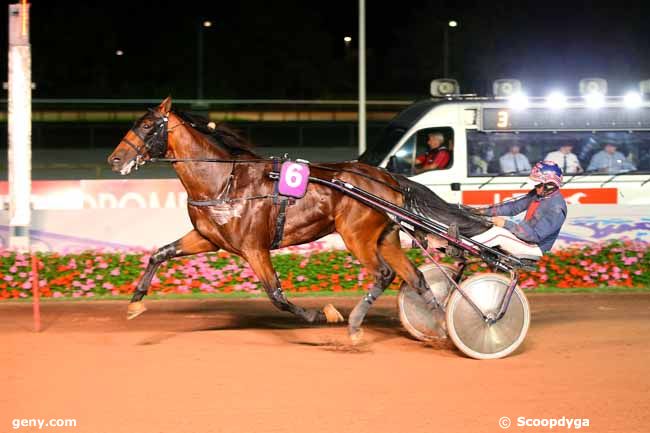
[278,161,310,198]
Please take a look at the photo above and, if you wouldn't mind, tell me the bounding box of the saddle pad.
[278,161,310,198]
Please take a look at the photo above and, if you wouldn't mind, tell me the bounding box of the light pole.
[349,0,368,156]
[196,20,212,101]
[443,20,458,77]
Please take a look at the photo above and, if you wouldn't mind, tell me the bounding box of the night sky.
[2,0,650,99]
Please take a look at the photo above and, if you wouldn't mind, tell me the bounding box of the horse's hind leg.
[244,249,344,324]
[346,229,396,344]
[127,230,219,319]
[378,229,446,336]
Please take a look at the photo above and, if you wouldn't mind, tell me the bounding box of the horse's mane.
[173,110,259,157]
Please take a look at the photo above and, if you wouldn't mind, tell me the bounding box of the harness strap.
[187,195,275,206]
[271,199,288,250]
[272,158,281,205]
[270,157,288,250]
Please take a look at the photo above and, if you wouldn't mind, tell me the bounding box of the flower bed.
[0,241,648,300]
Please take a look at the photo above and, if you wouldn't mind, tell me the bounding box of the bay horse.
[107,97,490,343]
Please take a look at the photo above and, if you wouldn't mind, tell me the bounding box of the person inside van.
[545,143,583,174]
[587,143,636,173]
[415,132,451,173]
[499,143,531,174]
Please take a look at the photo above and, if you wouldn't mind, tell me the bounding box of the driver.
[472,161,567,259]
[415,132,451,173]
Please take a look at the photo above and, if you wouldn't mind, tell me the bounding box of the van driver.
[415,132,451,173]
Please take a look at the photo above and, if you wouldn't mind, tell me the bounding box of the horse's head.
[108,97,173,175]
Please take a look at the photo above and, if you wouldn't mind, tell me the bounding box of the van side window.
[414,128,454,174]
[387,127,454,175]
[466,130,649,177]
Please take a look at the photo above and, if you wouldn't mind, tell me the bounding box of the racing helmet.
[529,160,563,189]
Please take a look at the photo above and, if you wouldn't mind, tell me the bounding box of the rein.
[148,157,403,193]
[127,107,404,194]
[150,157,272,163]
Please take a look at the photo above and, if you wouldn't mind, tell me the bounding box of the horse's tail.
[393,175,492,237]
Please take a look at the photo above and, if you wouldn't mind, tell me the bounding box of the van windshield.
[467,130,650,176]
[359,99,437,166]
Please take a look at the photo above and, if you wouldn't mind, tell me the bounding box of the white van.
[359,79,650,245]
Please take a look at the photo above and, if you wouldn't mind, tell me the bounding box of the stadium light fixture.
[508,92,529,110]
[546,91,567,109]
[584,91,605,109]
[624,91,642,109]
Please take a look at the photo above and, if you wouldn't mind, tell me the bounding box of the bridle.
[119,109,172,169]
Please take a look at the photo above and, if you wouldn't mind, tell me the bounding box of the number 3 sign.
[278,161,310,198]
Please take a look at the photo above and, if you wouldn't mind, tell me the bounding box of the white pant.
[471,226,543,260]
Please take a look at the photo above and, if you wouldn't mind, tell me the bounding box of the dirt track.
[2,293,650,433]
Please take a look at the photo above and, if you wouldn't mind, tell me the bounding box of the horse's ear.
[158,96,172,115]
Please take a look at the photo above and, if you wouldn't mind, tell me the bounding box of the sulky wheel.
[398,263,456,341]
[445,273,530,360]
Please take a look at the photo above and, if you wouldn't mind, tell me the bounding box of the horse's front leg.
[243,248,344,324]
[127,230,219,319]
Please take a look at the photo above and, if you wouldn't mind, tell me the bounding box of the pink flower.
[18,272,27,278]
[102,283,114,290]
[3,275,11,281]
[9,266,17,273]
[296,275,306,282]
[110,268,120,276]
[52,291,63,298]
[623,257,638,265]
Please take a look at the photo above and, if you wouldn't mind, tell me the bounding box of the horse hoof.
[349,328,364,345]
[126,301,147,320]
[323,304,344,323]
